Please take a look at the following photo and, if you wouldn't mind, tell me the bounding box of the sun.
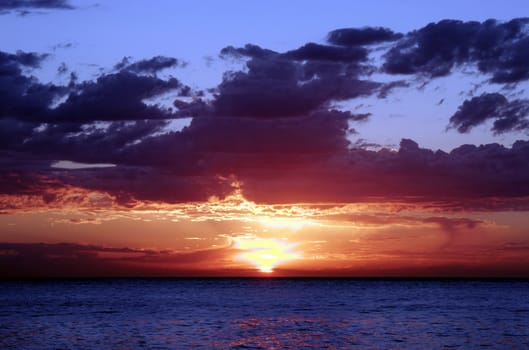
[233,237,301,273]
[259,266,273,273]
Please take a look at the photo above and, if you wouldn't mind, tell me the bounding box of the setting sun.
[233,237,301,273]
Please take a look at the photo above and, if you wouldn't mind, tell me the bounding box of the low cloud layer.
[0,242,238,278]
[2,240,529,278]
[2,136,529,208]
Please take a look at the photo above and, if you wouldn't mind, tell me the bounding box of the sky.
[1,0,529,277]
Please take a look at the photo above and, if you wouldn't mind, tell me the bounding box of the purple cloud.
[449,93,529,134]
[383,18,529,83]
[327,27,403,46]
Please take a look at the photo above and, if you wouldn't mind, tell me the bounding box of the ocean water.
[1,279,528,349]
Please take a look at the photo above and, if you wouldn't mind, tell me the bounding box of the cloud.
[0,172,120,211]
[383,18,529,83]
[0,51,192,122]
[3,18,529,280]
[215,45,379,118]
[0,153,238,206]
[50,160,116,169]
[3,108,529,208]
[57,62,68,75]
[51,42,75,51]
[377,80,409,98]
[154,109,353,155]
[327,27,403,46]
[236,138,529,206]
[421,216,482,231]
[0,50,64,121]
[220,44,277,59]
[320,212,483,231]
[0,50,48,68]
[0,0,74,15]
[448,93,529,134]
[49,71,187,122]
[1,120,168,162]
[1,19,529,210]
[114,56,184,74]
[0,242,238,278]
[283,42,368,62]
[0,0,74,10]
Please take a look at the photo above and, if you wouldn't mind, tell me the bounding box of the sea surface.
[1,278,529,349]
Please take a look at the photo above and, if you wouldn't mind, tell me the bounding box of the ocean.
[1,279,528,349]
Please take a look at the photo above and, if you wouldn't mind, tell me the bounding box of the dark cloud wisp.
[114,56,184,74]
[449,93,529,134]
[383,18,529,83]
[327,27,403,46]
[0,0,74,14]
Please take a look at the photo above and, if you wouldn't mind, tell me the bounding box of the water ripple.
[1,279,528,349]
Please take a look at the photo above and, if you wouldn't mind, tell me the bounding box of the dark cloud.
[377,80,409,98]
[0,50,64,121]
[237,138,529,206]
[448,93,529,134]
[216,38,419,120]
[0,0,73,15]
[383,18,529,83]
[2,19,529,210]
[0,51,191,124]
[50,71,186,122]
[51,42,75,51]
[327,27,403,46]
[220,44,277,59]
[2,57,529,207]
[123,133,529,208]
[0,166,234,207]
[0,119,37,150]
[3,118,529,208]
[283,43,368,62]
[0,50,229,204]
[0,242,238,278]
[0,50,48,68]
[214,50,379,118]
[161,110,352,155]
[16,120,168,162]
[114,56,184,74]
[57,62,68,75]
[2,107,357,204]
[0,0,73,9]
[0,171,59,197]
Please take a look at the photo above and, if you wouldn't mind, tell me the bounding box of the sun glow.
[256,216,308,231]
[233,237,301,273]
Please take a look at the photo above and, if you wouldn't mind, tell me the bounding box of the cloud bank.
[1,18,529,209]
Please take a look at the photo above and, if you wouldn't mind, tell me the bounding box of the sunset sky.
[1,0,529,277]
